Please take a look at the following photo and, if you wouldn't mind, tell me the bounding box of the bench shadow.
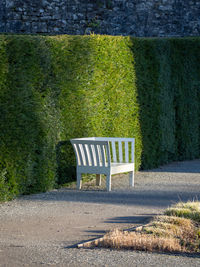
[81,215,154,238]
[105,215,154,225]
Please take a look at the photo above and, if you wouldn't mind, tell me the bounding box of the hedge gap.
[0,35,199,201]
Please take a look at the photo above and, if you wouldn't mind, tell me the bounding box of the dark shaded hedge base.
[0,35,200,201]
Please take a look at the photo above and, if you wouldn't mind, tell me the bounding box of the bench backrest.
[100,138,134,164]
[70,137,135,167]
[70,139,110,167]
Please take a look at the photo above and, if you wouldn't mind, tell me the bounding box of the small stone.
[127,3,134,9]
[52,14,60,20]
[6,1,15,8]
[155,13,161,18]
[61,20,67,25]
[73,14,78,20]
[113,7,119,12]
[22,15,29,21]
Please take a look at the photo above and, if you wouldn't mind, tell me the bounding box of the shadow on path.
[22,188,200,209]
[105,215,154,225]
[144,159,200,174]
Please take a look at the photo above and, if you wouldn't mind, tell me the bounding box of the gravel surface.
[0,159,200,266]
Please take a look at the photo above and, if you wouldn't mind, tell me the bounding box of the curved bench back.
[70,139,110,167]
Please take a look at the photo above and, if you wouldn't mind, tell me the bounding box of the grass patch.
[164,201,200,222]
[85,201,200,253]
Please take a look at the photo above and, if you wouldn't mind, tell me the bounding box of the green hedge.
[0,35,199,201]
[131,38,200,168]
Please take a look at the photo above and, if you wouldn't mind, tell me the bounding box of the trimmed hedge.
[131,38,200,168]
[0,35,199,201]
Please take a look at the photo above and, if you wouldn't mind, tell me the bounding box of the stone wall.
[0,0,200,36]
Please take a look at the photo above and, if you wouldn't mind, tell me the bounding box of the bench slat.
[125,141,129,163]
[88,144,95,166]
[94,144,100,167]
[80,144,86,165]
[83,144,89,166]
[73,144,80,165]
[100,145,106,166]
[131,140,134,163]
[119,141,123,163]
[111,141,117,163]
[76,144,84,166]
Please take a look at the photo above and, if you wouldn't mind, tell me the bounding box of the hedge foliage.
[0,35,199,201]
[131,38,200,168]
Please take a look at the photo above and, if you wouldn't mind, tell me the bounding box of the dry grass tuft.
[143,216,195,238]
[141,215,198,252]
[83,201,200,253]
[97,229,182,252]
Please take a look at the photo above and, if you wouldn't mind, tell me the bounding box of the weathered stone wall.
[0,0,200,36]
[0,0,6,32]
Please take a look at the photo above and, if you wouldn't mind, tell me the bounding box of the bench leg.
[77,172,82,190]
[106,173,111,192]
[96,174,102,186]
[129,171,134,187]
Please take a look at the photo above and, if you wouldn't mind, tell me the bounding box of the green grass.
[164,201,200,223]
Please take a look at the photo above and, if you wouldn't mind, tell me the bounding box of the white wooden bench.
[70,137,135,191]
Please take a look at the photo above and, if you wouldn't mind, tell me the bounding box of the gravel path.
[0,159,200,266]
